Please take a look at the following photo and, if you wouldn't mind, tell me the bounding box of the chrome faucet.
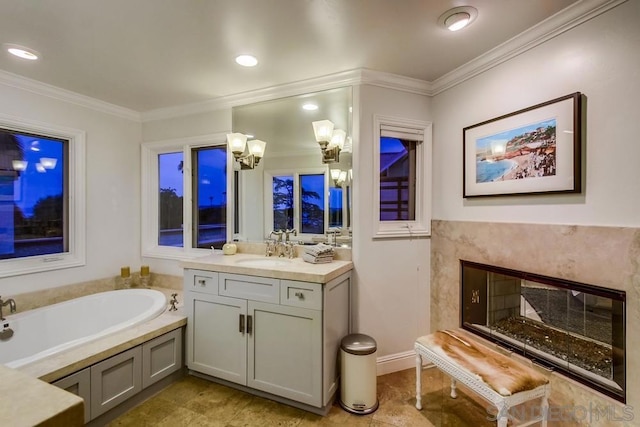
[266,230,283,256]
[282,229,297,258]
[0,297,17,321]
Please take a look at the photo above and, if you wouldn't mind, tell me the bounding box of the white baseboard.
[376,350,416,376]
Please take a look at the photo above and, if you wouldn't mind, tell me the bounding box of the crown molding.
[430,0,628,95]
[0,69,141,122]
[141,68,433,122]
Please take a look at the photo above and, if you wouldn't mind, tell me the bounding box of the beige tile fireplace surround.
[431,220,639,425]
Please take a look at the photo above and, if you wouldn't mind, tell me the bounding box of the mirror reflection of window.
[299,174,324,235]
[328,187,343,228]
[273,175,294,231]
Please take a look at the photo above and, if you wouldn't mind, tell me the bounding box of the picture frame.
[463,92,582,198]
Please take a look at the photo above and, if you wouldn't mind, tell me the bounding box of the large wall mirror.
[232,86,352,247]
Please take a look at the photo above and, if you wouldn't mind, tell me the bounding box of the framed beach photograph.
[463,92,582,198]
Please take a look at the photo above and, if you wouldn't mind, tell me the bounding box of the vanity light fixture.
[4,43,40,60]
[330,169,348,188]
[312,120,347,164]
[226,133,267,170]
[438,6,477,32]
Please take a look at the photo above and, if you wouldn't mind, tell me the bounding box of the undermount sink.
[234,258,293,268]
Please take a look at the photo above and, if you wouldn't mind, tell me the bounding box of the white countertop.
[180,253,353,283]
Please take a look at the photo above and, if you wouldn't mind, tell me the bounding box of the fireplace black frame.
[460,260,626,403]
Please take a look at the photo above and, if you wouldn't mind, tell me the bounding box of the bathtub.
[0,289,167,369]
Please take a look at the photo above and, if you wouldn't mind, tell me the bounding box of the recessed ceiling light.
[302,103,318,111]
[235,54,258,67]
[438,6,478,32]
[4,43,40,60]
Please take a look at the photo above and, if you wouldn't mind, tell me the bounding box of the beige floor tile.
[112,368,525,427]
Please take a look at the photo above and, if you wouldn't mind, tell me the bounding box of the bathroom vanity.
[181,253,352,414]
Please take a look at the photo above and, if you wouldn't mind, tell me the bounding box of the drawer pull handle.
[239,314,245,334]
[198,279,206,286]
[247,315,253,335]
[294,292,305,300]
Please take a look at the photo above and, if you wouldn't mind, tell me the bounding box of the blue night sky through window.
[14,134,64,218]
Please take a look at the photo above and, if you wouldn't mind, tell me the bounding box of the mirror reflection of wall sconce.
[11,160,27,171]
[226,133,267,170]
[312,120,346,164]
[330,168,347,188]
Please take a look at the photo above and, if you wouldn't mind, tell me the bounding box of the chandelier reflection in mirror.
[312,120,346,164]
[330,169,347,188]
[226,133,267,170]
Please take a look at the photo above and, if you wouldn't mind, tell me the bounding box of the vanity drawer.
[219,273,280,303]
[190,272,218,295]
[280,280,322,310]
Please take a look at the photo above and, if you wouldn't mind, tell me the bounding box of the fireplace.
[460,260,626,402]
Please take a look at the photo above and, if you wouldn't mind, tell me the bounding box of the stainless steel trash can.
[339,333,379,414]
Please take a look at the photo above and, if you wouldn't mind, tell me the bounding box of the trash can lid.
[341,333,377,355]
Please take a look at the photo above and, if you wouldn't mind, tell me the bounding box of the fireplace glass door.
[461,260,626,402]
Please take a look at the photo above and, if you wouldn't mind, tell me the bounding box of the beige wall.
[429,1,640,421]
[431,220,638,424]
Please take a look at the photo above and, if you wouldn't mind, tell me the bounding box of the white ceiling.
[0,0,580,113]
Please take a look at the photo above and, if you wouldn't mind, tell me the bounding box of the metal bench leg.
[415,353,423,410]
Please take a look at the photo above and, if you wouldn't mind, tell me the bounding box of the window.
[0,115,85,277]
[373,115,432,238]
[265,169,327,241]
[141,134,231,259]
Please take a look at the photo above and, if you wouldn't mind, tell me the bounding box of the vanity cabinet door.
[247,301,322,407]
[185,291,247,385]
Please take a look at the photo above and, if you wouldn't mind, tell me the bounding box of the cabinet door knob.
[198,279,206,286]
[294,292,305,300]
[247,315,253,335]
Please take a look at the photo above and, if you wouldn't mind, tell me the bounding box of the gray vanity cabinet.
[184,268,350,412]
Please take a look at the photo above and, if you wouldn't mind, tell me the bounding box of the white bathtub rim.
[3,289,167,369]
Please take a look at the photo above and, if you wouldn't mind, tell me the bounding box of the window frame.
[0,114,86,278]
[263,167,328,243]
[372,115,432,239]
[141,133,232,260]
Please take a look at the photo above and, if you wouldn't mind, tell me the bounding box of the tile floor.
[110,367,500,426]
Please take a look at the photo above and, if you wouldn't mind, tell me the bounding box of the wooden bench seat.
[415,330,550,427]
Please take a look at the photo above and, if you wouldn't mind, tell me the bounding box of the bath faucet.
[0,297,17,321]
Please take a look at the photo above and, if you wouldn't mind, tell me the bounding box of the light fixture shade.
[342,136,353,153]
[438,6,477,32]
[338,170,347,183]
[330,169,341,180]
[312,120,334,142]
[227,133,248,154]
[40,157,57,169]
[247,139,266,158]
[12,160,27,171]
[329,129,346,149]
[35,163,46,173]
[445,12,470,31]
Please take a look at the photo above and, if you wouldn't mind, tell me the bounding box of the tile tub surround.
[431,220,640,424]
